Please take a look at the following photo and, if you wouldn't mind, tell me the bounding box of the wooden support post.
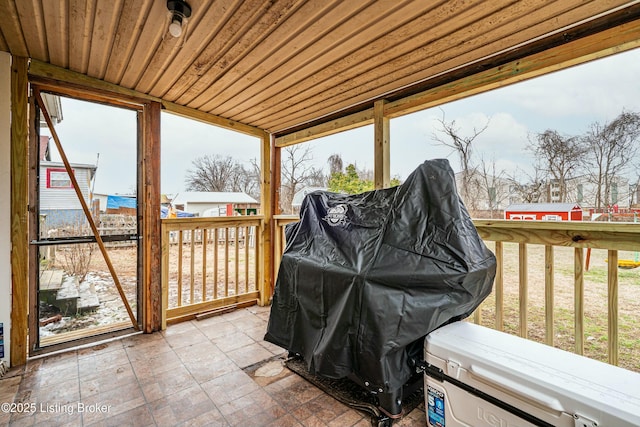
[10,56,29,366]
[27,87,39,353]
[142,102,162,333]
[272,143,281,216]
[260,132,273,306]
[373,99,390,190]
[271,140,282,295]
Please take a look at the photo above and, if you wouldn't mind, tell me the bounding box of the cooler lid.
[425,322,640,426]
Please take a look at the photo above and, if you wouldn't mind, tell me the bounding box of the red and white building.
[504,203,583,221]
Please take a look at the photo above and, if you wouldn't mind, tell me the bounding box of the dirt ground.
[43,242,640,371]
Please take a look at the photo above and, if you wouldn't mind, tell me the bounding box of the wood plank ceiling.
[1,0,639,136]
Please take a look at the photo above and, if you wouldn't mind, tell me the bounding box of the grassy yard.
[475,243,640,372]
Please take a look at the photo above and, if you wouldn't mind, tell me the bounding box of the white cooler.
[424,322,640,427]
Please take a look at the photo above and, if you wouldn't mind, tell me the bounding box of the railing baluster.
[224,227,229,297]
[190,229,195,304]
[545,245,554,346]
[214,227,219,300]
[473,307,482,325]
[202,228,208,302]
[608,250,619,365]
[574,247,584,355]
[244,226,249,294]
[235,226,240,296]
[519,243,528,338]
[178,230,183,307]
[161,222,169,328]
[255,225,260,293]
[494,241,504,331]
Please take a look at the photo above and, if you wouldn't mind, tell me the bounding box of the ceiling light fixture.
[167,0,192,38]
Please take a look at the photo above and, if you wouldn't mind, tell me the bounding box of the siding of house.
[39,161,94,228]
[39,162,93,209]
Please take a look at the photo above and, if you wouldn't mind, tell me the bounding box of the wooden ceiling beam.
[275,109,373,147]
[162,102,268,138]
[28,60,268,137]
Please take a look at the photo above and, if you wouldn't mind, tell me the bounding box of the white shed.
[171,192,259,217]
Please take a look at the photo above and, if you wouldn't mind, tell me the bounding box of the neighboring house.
[291,186,327,213]
[561,175,633,209]
[456,169,636,214]
[454,170,515,213]
[38,93,63,128]
[504,203,583,221]
[171,192,259,217]
[39,160,96,229]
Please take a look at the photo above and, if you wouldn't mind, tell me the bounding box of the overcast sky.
[47,47,640,196]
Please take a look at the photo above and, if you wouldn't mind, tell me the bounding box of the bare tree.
[508,166,546,204]
[184,154,238,191]
[184,154,261,204]
[582,110,640,208]
[529,130,584,202]
[477,156,508,218]
[242,159,262,202]
[280,146,324,213]
[432,110,490,211]
[327,154,343,175]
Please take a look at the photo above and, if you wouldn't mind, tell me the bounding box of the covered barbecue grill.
[265,159,496,419]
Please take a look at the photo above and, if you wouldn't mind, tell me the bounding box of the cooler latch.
[573,413,598,427]
[446,359,461,379]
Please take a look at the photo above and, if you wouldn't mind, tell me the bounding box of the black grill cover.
[265,159,496,392]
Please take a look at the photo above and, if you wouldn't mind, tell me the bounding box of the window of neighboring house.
[488,187,496,204]
[612,182,618,204]
[577,184,583,202]
[47,168,74,189]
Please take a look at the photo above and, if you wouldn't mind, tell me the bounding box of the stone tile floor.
[1,306,426,426]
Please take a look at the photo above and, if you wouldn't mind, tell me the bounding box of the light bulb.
[169,17,182,37]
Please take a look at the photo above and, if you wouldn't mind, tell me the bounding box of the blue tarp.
[160,206,196,218]
[106,195,137,209]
